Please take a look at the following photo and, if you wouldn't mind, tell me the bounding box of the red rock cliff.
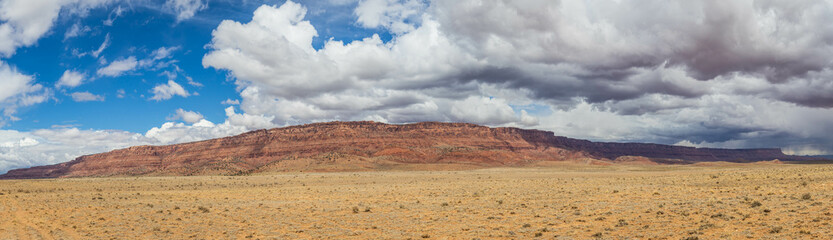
[0,121,810,179]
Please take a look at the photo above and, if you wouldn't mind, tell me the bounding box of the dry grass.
[1,163,832,239]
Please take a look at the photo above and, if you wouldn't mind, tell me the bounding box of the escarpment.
[0,121,812,179]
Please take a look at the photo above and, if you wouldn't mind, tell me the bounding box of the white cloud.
[0,0,112,57]
[6,0,833,175]
[355,0,425,34]
[102,5,124,26]
[97,56,137,77]
[55,70,86,88]
[165,0,207,22]
[144,107,274,145]
[203,1,521,128]
[0,106,279,174]
[221,99,240,105]
[63,22,90,40]
[150,80,190,101]
[139,46,180,69]
[0,63,37,103]
[201,0,833,154]
[224,106,275,130]
[70,91,104,102]
[0,61,50,125]
[185,76,202,87]
[0,128,155,174]
[167,108,204,124]
[0,0,64,57]
[518,110,538,127]
[449,96,525,126]
[90,33,110,58]
[150,46,179,61]
[140,107,273,145]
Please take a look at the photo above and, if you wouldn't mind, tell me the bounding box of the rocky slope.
[0,121,811,179]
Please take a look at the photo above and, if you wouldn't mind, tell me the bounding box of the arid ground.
[1,163,832,239]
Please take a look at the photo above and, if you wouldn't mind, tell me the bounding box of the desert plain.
[1,163,832,239]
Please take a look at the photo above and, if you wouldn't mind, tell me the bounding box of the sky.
[1,0,833,173]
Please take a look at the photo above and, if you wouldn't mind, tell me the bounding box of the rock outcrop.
[0,121,812,179]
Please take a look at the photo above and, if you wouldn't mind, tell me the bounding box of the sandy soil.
[1,163,832,239]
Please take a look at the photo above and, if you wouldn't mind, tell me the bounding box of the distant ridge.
[0,121,818,179]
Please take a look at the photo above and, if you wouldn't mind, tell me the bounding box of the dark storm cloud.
[202,0,833,154]
[432,0,833,108]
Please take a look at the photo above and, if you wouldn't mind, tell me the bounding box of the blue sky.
[1,0,833,173]
[7,0,392,133]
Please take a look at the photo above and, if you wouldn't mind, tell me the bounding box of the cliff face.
[0,121,808,179]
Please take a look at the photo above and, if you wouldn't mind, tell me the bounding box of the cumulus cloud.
[0,128,155,174]
[0,61,50,125]
[0,0,112,57]
[96,46,190,101]
[6,0,833,175]
[56,70,86,88]
[449,96,527,126]
[97,56,137,77]
[355,0,425,34]
[0,0,65,57]
[70,91,104,102]
[204,1,492,126]
[143,107,274,145]
[167,108,204,124]
[221,99,240,105]
[150,80,190,101]
[165,0,207,22]
[0,0,114,124]
[200,0,833,154]
[223,106,275,130]
[0,106,280,174]
[94,45,182,81]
